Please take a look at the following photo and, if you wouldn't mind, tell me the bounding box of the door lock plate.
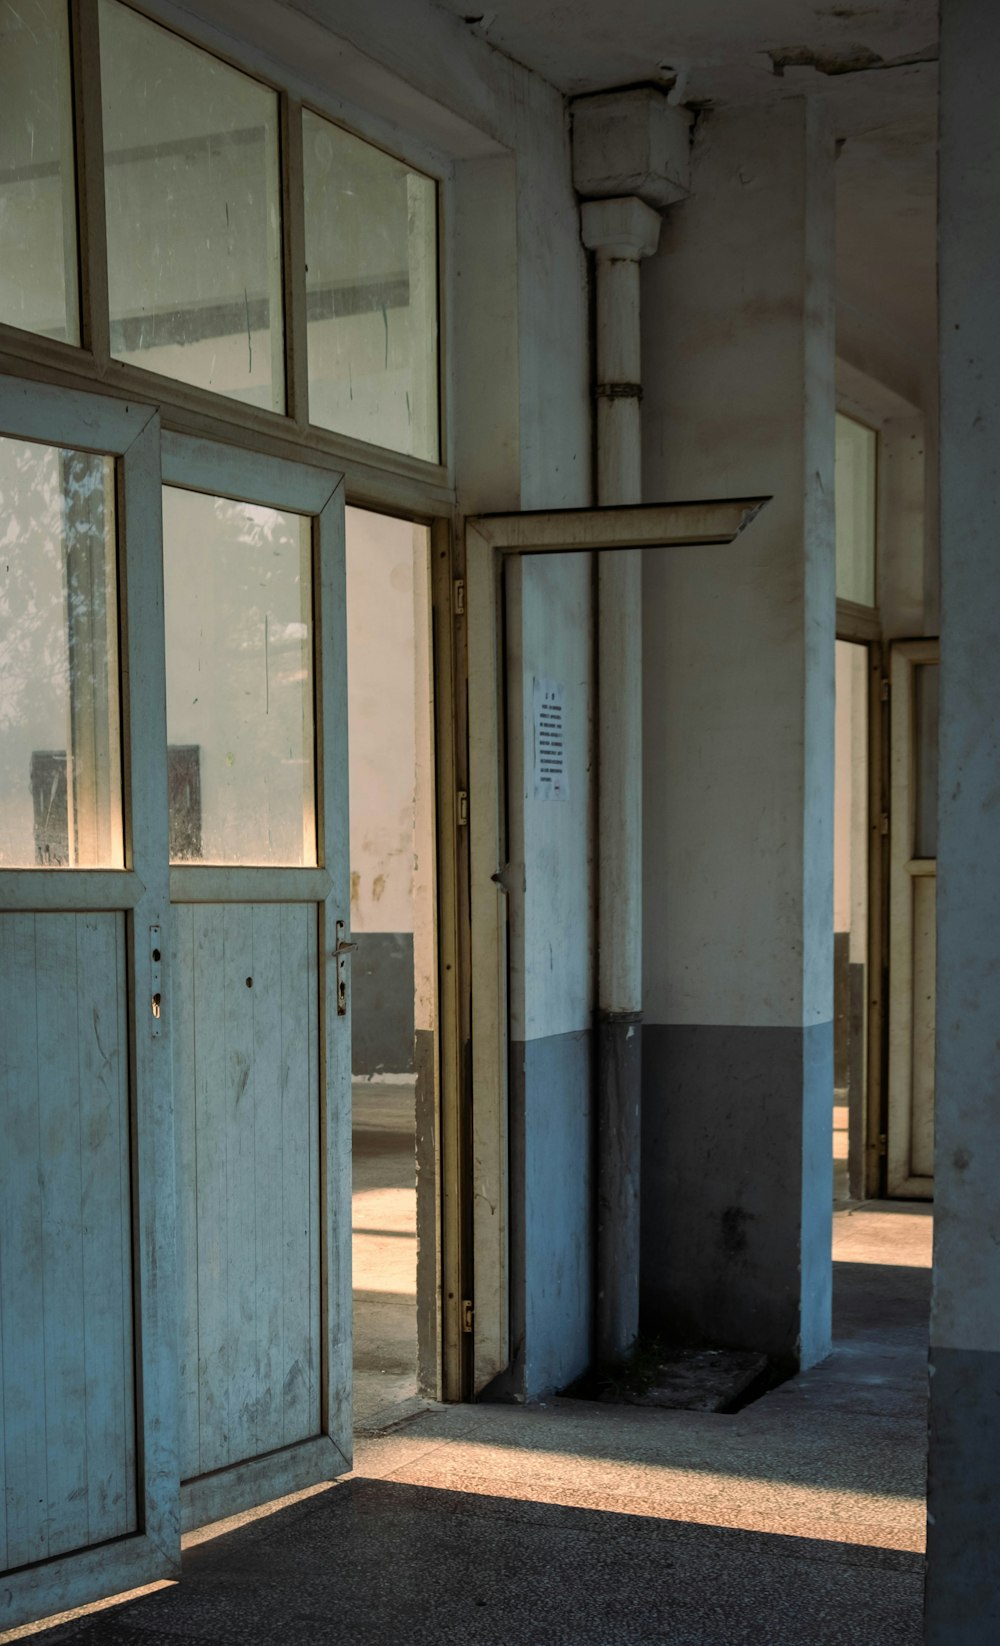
[334,920,357,1016]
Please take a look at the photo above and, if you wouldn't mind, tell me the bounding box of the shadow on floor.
[8,1205,929,1646]
[24,1476,923,1646]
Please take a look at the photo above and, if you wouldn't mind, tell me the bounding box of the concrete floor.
[8,1201,931,1645]
[351,1079,419,1431]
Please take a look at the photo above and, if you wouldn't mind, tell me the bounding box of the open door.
[465,499,766,1394]
[159,435,353,1528]
[887,638,939,1199]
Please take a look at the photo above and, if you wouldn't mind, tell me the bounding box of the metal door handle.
[334,921,355,1016]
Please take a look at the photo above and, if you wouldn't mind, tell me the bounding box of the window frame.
[0,0,452,512]
[834,407,879,628]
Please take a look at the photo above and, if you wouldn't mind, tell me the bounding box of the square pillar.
[927,2,1000,1637]
[640,99,835,1371]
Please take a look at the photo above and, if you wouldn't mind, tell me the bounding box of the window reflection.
[304,113,439,462]
[0,0,80,344]
[0,436,123,867]
[100,0,284,411]
[162,487,315,866]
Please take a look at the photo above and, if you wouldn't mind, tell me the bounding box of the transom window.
[0,0,79,346]
[100,0,285,412]
[0,0,441,464]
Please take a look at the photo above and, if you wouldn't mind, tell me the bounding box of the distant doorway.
[345,507,439,1429]
[833,638,870,1204]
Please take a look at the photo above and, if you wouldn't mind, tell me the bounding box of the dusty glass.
[0,436,122,867]
[835,412,877,608]
[303,113,439,462]
[0,0,80,344]
[162,487,315,865]
[100,0,284,411]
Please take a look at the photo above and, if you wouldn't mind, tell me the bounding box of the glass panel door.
[0,380,177,1630]
[160,435,351,1530]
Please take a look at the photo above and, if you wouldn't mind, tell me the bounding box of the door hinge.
[461,1298,474,1334]
[453,578,465,616]
[880,812,889,836]
[878,1132,888,1157]
[880,677,890,702]
[457,790,469,826]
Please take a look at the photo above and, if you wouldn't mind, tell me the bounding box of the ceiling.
[431,0,937,106]
[434,0,938,376]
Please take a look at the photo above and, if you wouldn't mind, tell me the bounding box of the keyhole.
[152,947,161,963]
[245,976,253,988]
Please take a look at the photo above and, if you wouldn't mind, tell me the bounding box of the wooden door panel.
[0,912,136,1568]
[173,902,321,1482]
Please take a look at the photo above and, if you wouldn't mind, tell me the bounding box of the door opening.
[345,506,441,1427]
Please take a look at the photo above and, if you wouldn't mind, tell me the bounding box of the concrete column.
[581,196,660,1365]
[926,2,1000,1636]
[640,98,835,1371]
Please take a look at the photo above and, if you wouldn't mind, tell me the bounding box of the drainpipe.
[581,196,661,1366]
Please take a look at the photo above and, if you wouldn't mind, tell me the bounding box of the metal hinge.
[457,790,469,826]
[880,677,890,702]
[878,1133,888,1157]
[461,1299,474,1334]
[454,578,465,616]
[880,812,889,836]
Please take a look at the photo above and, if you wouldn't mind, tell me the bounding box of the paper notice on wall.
[533,676,568,801]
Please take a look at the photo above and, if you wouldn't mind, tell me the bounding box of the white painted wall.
[642,99,836,1032]
[506,552,595,1044]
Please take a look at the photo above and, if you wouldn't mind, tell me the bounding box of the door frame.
[464,497,768,1393]
[0,375,180,1627]
[886,636,939,1199]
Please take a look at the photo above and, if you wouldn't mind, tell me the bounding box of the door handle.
[334,920,356,1015]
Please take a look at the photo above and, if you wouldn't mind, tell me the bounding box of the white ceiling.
[433,0,938,371]
[431,0,937,106]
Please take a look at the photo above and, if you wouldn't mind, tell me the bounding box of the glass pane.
[0,436,122,867]
[162,487,315,865]
[835,412,877,607]
[100,0,284,412]
[0,0,80,344]
[914,661,939,859]
[304,113,439,462]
